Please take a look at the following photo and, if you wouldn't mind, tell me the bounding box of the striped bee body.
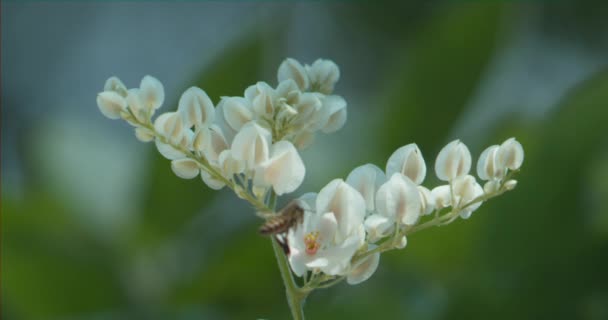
[259,200,304,236]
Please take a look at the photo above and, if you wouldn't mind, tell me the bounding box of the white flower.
[171,158,200,179]
[347,249,380,285]
[306,59,340,95]
[435,139,472,181]
[218,150,245,179]
[193,125,228,164]
[245,81,277,118]
[365,173,421,242]
[345,164,387,213]
[275,79,301,106]
[496,137,524,171]
[318,95,347,134]
[139,75,165,111]
[277,58,309,91]
[375,173,421,226]
[103,76,127,97]
[134,127,154,142]
[476,145,501,180]
[386,143,426,185]
[288,180,366,276]
[431,175,483,218]
[125,89,148,123]
[97,91,127,120]
[201,170,225,190]
[223,97,254,132]
[177,87,215,128]
[153,112,190,160]
[230,121,271,170]
[254,141,305,195]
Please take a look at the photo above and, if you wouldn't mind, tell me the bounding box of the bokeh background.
[3,2,608,319]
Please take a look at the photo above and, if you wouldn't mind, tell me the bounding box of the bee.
[259,200,305,235]
[259,200,305,255]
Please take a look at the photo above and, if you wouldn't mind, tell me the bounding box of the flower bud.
[178,86,215,128]
[97,91,127,120]
[277,58,309,91]
[504,179,518,190]
[193,125,228,164]
[231,122,271,170]
[306,59,340,94]
[386,143,426,185]
[435,139,472,181]
[364,214,393,242]
[275,79,300,106]
[153,112,188,160]
[496,137,524,171]
[483,180,500,194]
[254,141,305,195]
[126,89,148,123]
[103,76,127,97]
[396,235,408,249]
[171,159,199,179]
[375,173,421,226]
[139,75,164,111]
[346,164,387,212]
[347,250,379,285]
[477,145,501,180]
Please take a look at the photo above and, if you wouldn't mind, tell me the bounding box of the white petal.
[318,212,338,246]
[418,186,436,215]
[218,150,245,179]
[316,179,366,238]
[126,89,148,123]
[103,76,127,97]
[97,91,127,119]
[386,143,426,185]
[375,173,421,226]
[277,58,309,91]
[347,250,379,285]
[254,141,305,195]
[204,125,228,164]
[178,87,215,128]
[223,97,253,131]
[247,82,276,117]
[201,170,225,190]
[298,192,317,212]
[307,59,340,95]
[134,127,154,142]
[231,122,271,170]
[318,233,363,275]
[364,214,394,242]
[476,145,500,180]
[171,159,199,179]
[320,95,347,133]
[214,99,238,145]
[293,131,315,150]
[288,249,309,277]
[434,139,472,181]
[155,139,186,160]
[496,137,524,171]
[452,175,484,213]
[275,79,301,105]
[431,185,452,209]
[139,75,165,111]
[346,164,387,212]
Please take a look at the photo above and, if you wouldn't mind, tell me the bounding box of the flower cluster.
[287,138,523,285]
[96,58,346,200]
[96,57,524,304]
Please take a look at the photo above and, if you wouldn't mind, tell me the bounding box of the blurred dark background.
[2,2,608,319]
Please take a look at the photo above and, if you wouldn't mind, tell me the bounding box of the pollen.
[304,231,321,255]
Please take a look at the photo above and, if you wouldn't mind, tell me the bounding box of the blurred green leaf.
[376,3,506,161]
[2,194,126,319]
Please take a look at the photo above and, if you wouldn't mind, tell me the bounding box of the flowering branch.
[96,58,524,319]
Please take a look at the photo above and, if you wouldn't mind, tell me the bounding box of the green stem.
[271,237,307,320]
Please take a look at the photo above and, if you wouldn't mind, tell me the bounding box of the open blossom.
[288,180,366,276]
